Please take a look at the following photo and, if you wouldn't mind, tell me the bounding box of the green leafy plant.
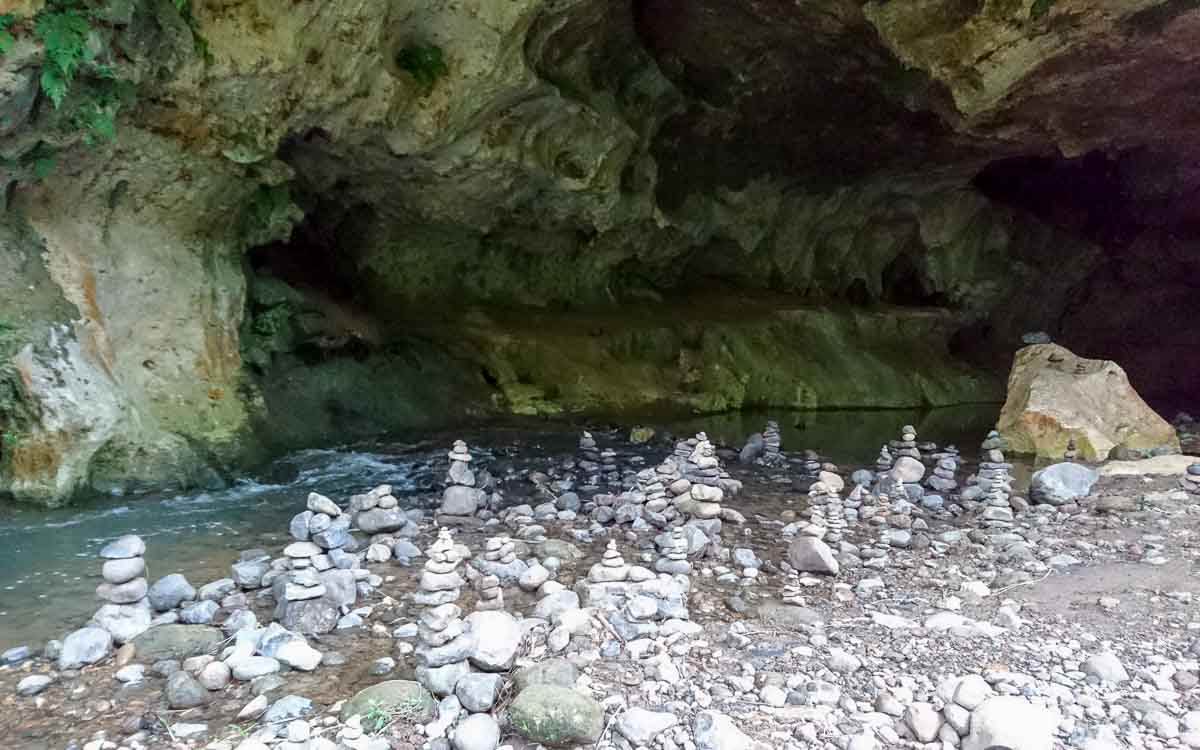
[34,6,91,107]
[395,43,447,91]
[0,13,16,55]
[1030,0,1055,20]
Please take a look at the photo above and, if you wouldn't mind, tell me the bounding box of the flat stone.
[17,674,53,696]
[617,708,678,745]
[102,557,146,584]
[58,626,113,670]
[509,685,603,746]
[99,535,145,559]
[96,577,148,604]
[131,625,223,661]
[787,537,839,575]
[147,574,196,612]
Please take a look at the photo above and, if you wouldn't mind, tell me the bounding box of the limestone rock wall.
[0,0,1193,504]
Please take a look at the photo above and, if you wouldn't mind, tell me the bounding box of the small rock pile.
[93,535,151,644]
[439,440,485,525]
[875,444,894,475]
[349,484,416,538]
[473,535,527,584]
[892,424,922,460]
[926,455,960,495]
[759,420,783,465]
[579,541,692,641]
[796,449,823,490]
[809,482,847,543]
[415,529,466,607]
[654,528,692,575]
[474,569,504,611]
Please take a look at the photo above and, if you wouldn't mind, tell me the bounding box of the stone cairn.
[874,445,894,476]
[803,488,828,539]
[439,440,484,524]
[415,529,466,607]
[636,468,671,515]
[287,491,354,570]
[580,540,691,640]
[475,534,527,584]
[758,420,784,466]
[474,571,504,611]
[796,449,823,490]
[95,535,151,644]
[590,540,631,583]
[926,455,960,495]
[892,424,921,460]
[780,573,805,606]
[1064,439,1078,462]
[655,528,692,575]
[599,447,621,485]
[812,482,847,543]
[414,530,470,696]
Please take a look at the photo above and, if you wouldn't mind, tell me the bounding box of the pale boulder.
[997,343,1178,461]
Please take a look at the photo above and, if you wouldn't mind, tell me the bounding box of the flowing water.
[0,406,1006,652]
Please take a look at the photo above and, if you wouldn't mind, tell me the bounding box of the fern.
[34,9,90,108]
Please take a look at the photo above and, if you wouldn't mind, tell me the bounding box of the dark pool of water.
[0,406,1009,651]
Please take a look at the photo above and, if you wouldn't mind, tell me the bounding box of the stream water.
[0,406,1006,652]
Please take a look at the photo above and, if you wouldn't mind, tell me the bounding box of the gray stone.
[131,624,222,661]
[96,577,148,604]
[513,658,579,692]
[99,535,145,559]
[441,485,482,516]
[452,713,501,750]
[231,656,281,681]
[392,539,422,564]
[904,702,943,743]
[356,508,407,535]
[264,695,315,725]
[180,600,219,625]
[198,578,236,601]
[1083,652,1129,683]
[166,671,209,708]
[101,557,146,584]
[93,601,152,643]
[617,708,678,745]
[1031,462,1100,506]
[509,685,603,746]
[455,672,503,713]
[340,680,436,722]
[58,627,113,670]
[787,537,839,575]
[307,492,341,517]
[148,574,196,612]
[962,696,1057,750]
[198,660,232,690]
[416,660,471,697]
[694,710,768,750]
[890,456,926,483]
[232,558,271,589]
[465,611,521,671]
[290,511,313,541]
[17,675,53,696]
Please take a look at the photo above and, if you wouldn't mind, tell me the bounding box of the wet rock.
[147,574,196,612]
[131,624,222,660]
[340,680,436,722]
[166,671,209,708]
[509,685,603,747]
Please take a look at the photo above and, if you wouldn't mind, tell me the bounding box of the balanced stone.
[100,535,146,560]
[102,557,146,584]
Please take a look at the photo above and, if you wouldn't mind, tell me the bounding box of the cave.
[1,0,1198,506]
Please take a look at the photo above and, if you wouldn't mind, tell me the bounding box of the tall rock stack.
[415,601,470,697]
[599,447,621,485]
[579,431,600,465]
[415,529,466,607]
[780,573,805,606]
[892,425,921,460]
[977,477,1017,542]
[875,445,894,476]
[275,493,361,634]
[636,468,671,515]
[439,441,484,525]
[474,572,504,611]
[759,421,783,465]
[804,489,829,539]
[970,432,1015,503]
[654,528,692,575]
[926,456,959,494]
[94,535,151,644]
[795,450,823,491]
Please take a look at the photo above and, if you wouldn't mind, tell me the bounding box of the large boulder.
[1031,462,1100,506]
[787,537,839,575]
[130,624,223,661]
[997,344,1179,461]
[340,681,436,723]
[963,696,1058,750]
[509,685,604,747]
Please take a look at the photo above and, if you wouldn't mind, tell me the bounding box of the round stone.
[102,557,146,584]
